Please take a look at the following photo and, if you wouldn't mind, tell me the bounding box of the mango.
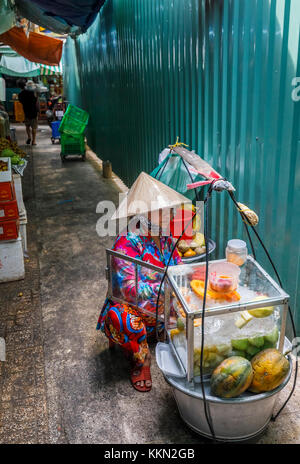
[248,296,274,318]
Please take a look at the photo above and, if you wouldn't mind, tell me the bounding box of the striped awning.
[39,62,63,75]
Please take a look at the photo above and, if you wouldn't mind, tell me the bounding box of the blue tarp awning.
[27,0,106,32]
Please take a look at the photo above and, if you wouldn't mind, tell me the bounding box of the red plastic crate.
[0,219,19,241]
[0,181,14,201]
[0,198,19,220]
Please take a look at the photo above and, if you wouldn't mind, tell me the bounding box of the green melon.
[264,327,279,344]
[210,356,253,398]
[231,338,249,351]
[248,336,265,348]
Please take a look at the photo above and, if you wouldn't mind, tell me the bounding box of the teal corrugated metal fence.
[63,0,300,333]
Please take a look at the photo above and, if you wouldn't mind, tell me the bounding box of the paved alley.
[0,124,299,444]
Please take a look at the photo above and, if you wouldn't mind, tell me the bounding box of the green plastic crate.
[59,104,89,137]
[61,133,85,155]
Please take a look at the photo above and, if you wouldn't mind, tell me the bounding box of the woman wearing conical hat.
[97,173,191,392]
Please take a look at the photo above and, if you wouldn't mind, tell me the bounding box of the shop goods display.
[1,148,25,166]
[210,356,253,398]
[0,137,26,158]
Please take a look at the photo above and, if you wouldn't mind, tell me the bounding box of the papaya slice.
[190,280,240,302]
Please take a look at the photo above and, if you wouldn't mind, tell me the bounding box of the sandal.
[130,365,152,392]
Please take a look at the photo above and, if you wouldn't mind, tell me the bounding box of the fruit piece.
[262,340,277,350]
[192,215,201,232]
[177,318,185,331]
[177,240,190,253]
[248,336,265,348]
[195,232,205,246]
[195,246,206,255]
[190,279,241,302]
[246,345,261,357]
[189,240,199,249]
[184,248,197,258]
[231,338,249,351]
[170,328,181,339]
[229,350,246,357]
[207,352,217,363]
[192,267,206,281]
[211,356,253,398]
[264,326,279,344]
[249,349,290,393]
[248,296,274,318]
[216,344,231,355]
[235,311,253,329]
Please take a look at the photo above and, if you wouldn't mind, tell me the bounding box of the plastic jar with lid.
[226,239,248,266]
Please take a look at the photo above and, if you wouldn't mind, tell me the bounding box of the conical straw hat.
[111,172,191,220]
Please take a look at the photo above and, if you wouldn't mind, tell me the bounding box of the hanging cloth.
[151,152,203,201]
[0,54,41,77]
[0,27,63,66]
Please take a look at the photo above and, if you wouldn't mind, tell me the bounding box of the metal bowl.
[181,238,216,264]
[164,354,292,442]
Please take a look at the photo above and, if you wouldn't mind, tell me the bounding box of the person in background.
[17,79,39,146]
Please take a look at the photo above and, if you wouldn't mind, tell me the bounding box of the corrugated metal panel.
[63,0,300,332]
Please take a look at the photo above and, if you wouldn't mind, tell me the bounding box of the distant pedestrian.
[17,79,39,146]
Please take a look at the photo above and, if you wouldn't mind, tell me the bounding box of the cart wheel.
[60,153,65,162]
[51,138,55,144]
[58,138,61,144]
[81,154,86,161]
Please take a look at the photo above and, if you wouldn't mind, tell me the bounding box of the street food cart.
[105,146,295,441]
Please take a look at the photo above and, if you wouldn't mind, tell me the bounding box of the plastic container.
[60,133,85,155]
[226,239,248,266]
[51,121,61,139]
[170,208,194,239]
[0,234,25,282]
[59,104,89,137]
[208,262,241,293]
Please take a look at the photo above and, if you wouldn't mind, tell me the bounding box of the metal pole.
[186,314,194,383]
[279,303,288,352]
[164,279,171,342]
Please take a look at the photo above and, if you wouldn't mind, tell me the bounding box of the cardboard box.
[0,219,19,241]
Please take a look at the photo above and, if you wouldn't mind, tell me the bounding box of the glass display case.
[106,249,289,383]
[106,249,166,323]
[166,257,289,382]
